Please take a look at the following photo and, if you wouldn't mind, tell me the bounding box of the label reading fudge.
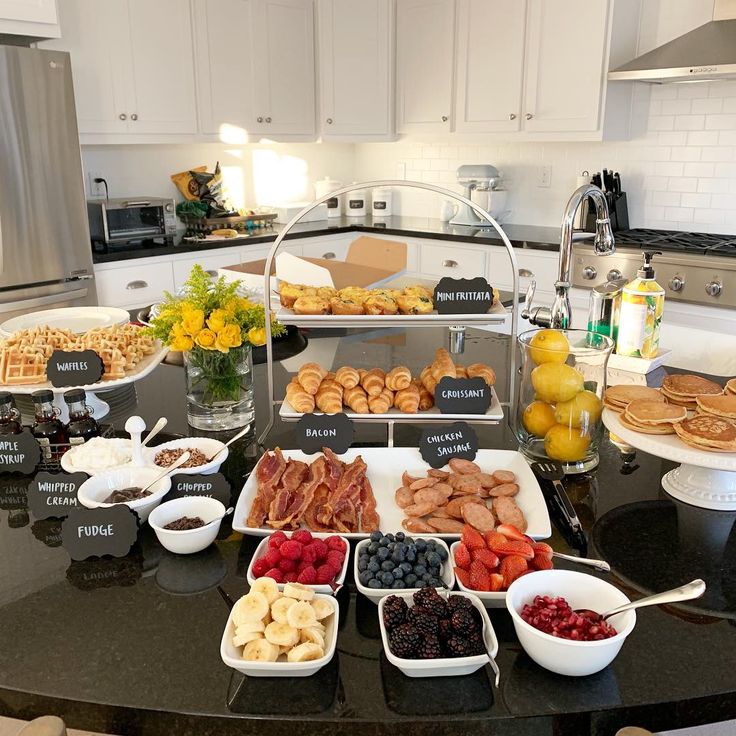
[47,350,104,387]
[0,430,41,475]
[433,277,493,314]
[61,505,138,560]
[166,473,231,506]
[297,413,354,455]
[435,377,491,415]
[27,471,87,519]
[420,422,478,469]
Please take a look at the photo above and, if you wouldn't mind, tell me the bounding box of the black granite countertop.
[92,216,563,264]
[1,327,735,736]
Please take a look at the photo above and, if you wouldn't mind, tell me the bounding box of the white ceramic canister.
[346,184,367,217]
[314,177,343,218]
[371,186,393,217]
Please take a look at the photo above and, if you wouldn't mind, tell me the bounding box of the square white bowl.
[354,538,455,605]
[143,437,228,475]
[220,593,338,677]
[246,534,350,595]
[378,590,498,678]
[450,541,507,608]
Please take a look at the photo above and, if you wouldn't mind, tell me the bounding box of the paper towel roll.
[574,174,591,229]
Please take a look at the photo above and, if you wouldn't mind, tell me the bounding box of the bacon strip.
[267,459,308,528]
[270,456,325,529]
[246,448,287,527]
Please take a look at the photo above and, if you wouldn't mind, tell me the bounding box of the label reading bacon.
[296,413,354,455]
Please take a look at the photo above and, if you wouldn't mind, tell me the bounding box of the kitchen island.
[0,326,734,736]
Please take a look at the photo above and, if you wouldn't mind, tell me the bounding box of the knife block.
[585,192,629,232]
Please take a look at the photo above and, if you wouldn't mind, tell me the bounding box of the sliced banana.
[300,626,326,648]
[270,596,297,623]
[279,645,292,655]
[286,600,318,629]
[310,598,334,621]
[250,577,280,604]
[242,638,280,662]
[283,582,315,601]
[264,621,300,647]
[233,630,264,647]
[236,621,266,635]
[287,642,325,662]
[232,591,270,625]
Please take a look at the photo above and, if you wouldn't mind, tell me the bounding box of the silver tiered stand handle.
[258,180,521,448]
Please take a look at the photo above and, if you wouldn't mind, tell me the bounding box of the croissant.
[298,362,327,395]
[455,364,468,379]
[315,378,343,414]
[431,348,456,382]
[360,367,385,397]
[385,365,412,391]
[413,379,434,411]
[286,378,315,413]
[420,365,437,396]
[335,366,359,390]
[467,363,496,387]
[368,386,394,414]
[395,382,420,414]
[344,385,369,414]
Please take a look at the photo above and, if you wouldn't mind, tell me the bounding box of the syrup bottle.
[31,389,67,460]
[0,392,23,435]
[63,389,99,445]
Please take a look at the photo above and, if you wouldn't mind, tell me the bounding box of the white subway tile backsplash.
[670,146,701,162]
[680,192,711,208]
[652,191,681,206]
[697,178,733,193]
[661,99,692,115]
[657,132,688,146]
[649,116,675,131]
[688,131,719,146]
[653,161,684,177]
[700,147,734,162]
[683,162,715,177]
[715,162,736,178]
[709,192,736,209]
[663,207,694,222]
[674,115,706,131]
[691,98,723,115]
[706,114,736,129]
[667,177,698,193]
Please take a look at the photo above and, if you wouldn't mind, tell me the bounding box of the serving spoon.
[208,426,251,462]
[575,578,706,622]
[139,451,191,494]
[141,417,167,447]
[553,551,610,572]
[201,506,234,528]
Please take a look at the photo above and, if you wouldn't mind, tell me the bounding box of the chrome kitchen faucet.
[522,184,615,329]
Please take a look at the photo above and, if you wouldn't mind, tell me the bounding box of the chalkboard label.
[0,475,30,510]
[434,277,493,315]
[296,412,354,455]
[435,377,491,415]
[47,349,104,387]
[67,555,143,591]
[61,505,138,561]
[420,422,479,469]
[166,472,231,506]
[27,471,87,520]
[32,518,63,548]
[0,430,41,475]
[326,197,338,209]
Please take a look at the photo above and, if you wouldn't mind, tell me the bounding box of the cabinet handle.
[126,280,148,290]
[526,113,534,120]
[119,113,127,120]
[441,115,448,122]
[326,118,333,124]
[509,113,517,120]
[265,116,272,123]
[131,113,138,121]
[205,270,218,277]
[442,259,458,268]
[256,116,264,123]
[322,252,336,260]
[519,268,533,278]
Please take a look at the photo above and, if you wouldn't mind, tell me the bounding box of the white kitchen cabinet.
[317,0,393,139]
[522,0,609,133]
[396,0,455,134]
[95,262,176,310]
[0,0,59,38]
[453,0,526,134]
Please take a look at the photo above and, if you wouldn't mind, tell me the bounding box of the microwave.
[87,197,177,249]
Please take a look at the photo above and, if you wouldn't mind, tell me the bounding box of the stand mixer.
[450,164,504,227]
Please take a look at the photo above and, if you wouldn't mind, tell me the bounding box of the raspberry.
[269,531,287,548]
[301,545,318,564]
[468,559,491,592]
[315,563,336,584]
[471,548,500,571]
[311,539,328,561]
[279,540,303,560]
[297,565,317,584]
[500,554,528,588]
[454,542,471,570]
[263,548,281,567]
[326,550,344,570]
[291,530,313,545]
[531,553,554,571]
[454,566,471,588]
[461,526,485,550]
[264,567,284,583]
[251,558,270,577]
[325,535,346,553]
[283,571,298,583]
[278,558,296,573]
[297,559,311,573]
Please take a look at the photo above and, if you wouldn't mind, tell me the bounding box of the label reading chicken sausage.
[296,413,354,455]
[435,377,490,415]
[433,277,493,314]
[419,422,478,469]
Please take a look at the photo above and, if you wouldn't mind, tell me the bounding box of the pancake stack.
[619,399,687,435]
[603,384,664,412]
[660,374,723,410]
[673,414,736,452]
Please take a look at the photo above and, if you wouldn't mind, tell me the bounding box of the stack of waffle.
[0,324,157,386]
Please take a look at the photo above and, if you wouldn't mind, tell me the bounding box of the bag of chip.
[170,165,207,201]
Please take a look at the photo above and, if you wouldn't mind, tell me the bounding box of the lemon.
[528,329,570,365]
[522,400,558,437]
[531,362,584,403]
[544,424,591,462]
[554,390,602,430]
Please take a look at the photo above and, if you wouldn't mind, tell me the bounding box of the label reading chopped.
[433,277,494,314]
[166,472,231,506]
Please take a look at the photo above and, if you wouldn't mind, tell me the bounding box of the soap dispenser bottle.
[616,250,665,359]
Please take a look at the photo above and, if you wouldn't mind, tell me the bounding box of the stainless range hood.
[609,0,736,83]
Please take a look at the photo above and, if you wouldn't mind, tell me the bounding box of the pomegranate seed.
[520,594,618,641]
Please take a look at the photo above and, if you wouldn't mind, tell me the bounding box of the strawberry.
[326,550,345,570]
[469,559,491,591]
[297,565,317,584]
[279,540,303,560]
[500,554,528,588]
[278,557,296,573]
[461,525,486,551]
[315,563,336,584]
[251,557,270,577]
[531,552,554,570]
[325,535,346,553]
[263,547,282,567]
[532,542,553,559]
[291,530,313,545]
[269,530,287,548]
[264,567,284,583]
[489,573,504,592]
[484,530,506,549]
[486,538,534,560]
[454,566,472,588]
[496,524,528,542]
[454,542,472,570]
[311,539,328,561]
[283,571,299,583]
[471,547,500,570]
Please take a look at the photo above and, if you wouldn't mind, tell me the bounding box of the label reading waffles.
[0,430,41,475]
[420,421,478,469]
[61,505,138,561]
[296,412,354,455]
[47,350,104,387]
[27,471,86,519]
[433,277,493,315]
[166,473,231,506]
[435,377,490,415]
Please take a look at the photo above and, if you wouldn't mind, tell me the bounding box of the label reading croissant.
[296,413,354,455]
[47,350,104,387]
[435,377,490,415]
[419,422,478,469]
[433,277,493,314]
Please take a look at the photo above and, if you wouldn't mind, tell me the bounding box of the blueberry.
[405,548,417,563]
[379,536,391,547]
[415,580,427,588]
[367,561,380,573]
[429,566,441,577]
[369,554,379,565]
[391,580,405,589]
[422,573,432,582]
[358,570,373,585]
[427,577,441,587]
[416,555,427,567]
[381,560,395,571]
[367,542,379,554]
[414,565,427,577]
[425,540,436,549]
[436,546,448,561]
[387,533,395,542]
[392,566,404,579]
[381,571,395,586]
[391,549,405,564]
[370,531,382,542]
[377,547,390,560]
[358,559,368,572]
[367,578,383,589]
[404,573,417,586]
[395,532,405,542]
[399,562,412,573]
[416,539,427,552]
[404,537,415,545]
[426,551,441,567]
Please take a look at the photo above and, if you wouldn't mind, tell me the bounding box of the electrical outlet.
[88,171,105,197]
[537,166,552,188]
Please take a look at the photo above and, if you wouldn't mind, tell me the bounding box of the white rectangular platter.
[233,447,551,541]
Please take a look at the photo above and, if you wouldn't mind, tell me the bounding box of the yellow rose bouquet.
[148,265,285,406]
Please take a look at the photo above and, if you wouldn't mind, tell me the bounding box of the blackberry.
[382,595,408,630]
[413,587,448,619]
[444,635,474,658]
[437,618,452,641]
[389,623,420,658]
[447,595,473,612]
[450,609,476,637]
[466,632,486,656]
[408,606,438,636]
[415,634,442,659]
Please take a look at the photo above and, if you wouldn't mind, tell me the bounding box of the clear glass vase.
[514,329,614,474]
[183,344,255,432]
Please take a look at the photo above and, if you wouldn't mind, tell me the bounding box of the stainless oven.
[87,197,177,248]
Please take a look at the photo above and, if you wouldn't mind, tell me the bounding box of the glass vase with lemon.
[514,328,613,473]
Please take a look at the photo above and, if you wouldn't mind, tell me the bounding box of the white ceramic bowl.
[450,541,507,608]
[143,437,228,476]
[60,438,133,476]
[246,533,350,595]
[355,538,455,605]
[220,593,338,677]
[378,590,498,678]
[505,569,636,677]
[148,496,225,554]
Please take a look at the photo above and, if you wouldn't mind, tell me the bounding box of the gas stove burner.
[614,229,736,255]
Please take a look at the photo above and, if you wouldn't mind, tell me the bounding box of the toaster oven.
[87,197,177,249]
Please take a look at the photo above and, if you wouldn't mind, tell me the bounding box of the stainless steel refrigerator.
[0,45,97,321]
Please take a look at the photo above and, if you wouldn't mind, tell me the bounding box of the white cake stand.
[603,408,736,511]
